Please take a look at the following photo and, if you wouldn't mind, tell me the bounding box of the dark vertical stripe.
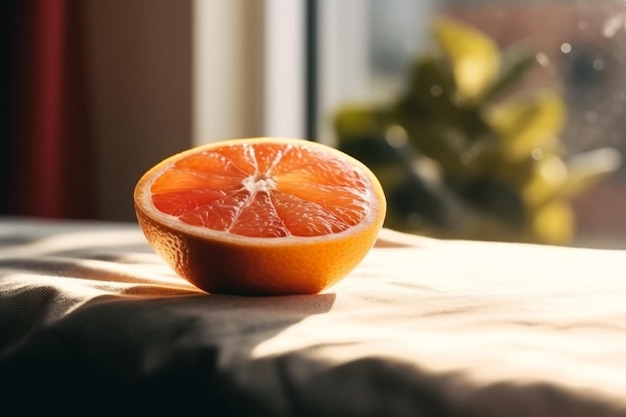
[305,0,318,141]
[0,1,17,214]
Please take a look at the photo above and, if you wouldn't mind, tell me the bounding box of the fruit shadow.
[2,272,336,406]
[74,290,338,359]
[80,288,335,359]
[2,254,336,354]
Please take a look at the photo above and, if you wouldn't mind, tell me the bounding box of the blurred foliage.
[334,17,622,245]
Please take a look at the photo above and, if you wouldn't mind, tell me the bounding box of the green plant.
[335,17,621,245]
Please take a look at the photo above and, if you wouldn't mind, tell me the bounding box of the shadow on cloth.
[0,274,336,414]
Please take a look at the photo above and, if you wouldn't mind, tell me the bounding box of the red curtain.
[9,0,94,219]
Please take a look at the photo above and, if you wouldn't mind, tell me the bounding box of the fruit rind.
[135,203,381,294]
[134,137,386,295]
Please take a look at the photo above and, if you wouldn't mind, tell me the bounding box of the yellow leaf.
[521,153,568,208]
[433,17,500,100]
[488,91,566,161]
[530,200,574,245]
[564,147,622,197]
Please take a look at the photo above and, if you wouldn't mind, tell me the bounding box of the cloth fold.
[1,218,626,416]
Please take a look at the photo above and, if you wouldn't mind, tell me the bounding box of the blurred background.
[1,0,625,248]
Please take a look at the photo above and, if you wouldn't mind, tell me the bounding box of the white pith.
[242,173,277,194]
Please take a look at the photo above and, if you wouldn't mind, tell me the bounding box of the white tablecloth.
[1,218,626,416]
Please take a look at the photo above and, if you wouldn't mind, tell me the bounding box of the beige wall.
[84,0,193,221]
[83,1,301,221]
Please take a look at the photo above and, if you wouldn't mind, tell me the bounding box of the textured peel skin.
[134,138,386,295]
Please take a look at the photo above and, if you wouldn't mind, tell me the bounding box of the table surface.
[1,217,626,416]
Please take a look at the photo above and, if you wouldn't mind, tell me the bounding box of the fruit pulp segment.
[150,142,371,237]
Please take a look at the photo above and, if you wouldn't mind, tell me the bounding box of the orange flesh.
[150,142,370,237]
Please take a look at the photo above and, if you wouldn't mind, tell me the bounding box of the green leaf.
[333,105,387,141]
[398,54,458,123]
[482,45,536,102]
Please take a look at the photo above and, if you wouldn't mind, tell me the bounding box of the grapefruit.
[134,137,386,295]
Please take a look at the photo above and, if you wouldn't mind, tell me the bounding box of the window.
[313,0,626,248]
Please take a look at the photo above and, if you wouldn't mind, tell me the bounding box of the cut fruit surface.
[134,137,386,295]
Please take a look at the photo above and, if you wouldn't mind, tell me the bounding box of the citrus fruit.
[134,137,387,296]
